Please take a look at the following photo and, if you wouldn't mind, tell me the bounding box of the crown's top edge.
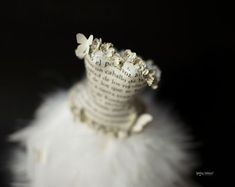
[75,33,161,89]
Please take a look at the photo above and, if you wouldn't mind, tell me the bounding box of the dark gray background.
[0,0,233,186]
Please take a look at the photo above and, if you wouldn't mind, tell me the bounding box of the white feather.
[9,90,198,187]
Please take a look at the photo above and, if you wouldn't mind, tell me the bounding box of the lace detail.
[75,33,161,89]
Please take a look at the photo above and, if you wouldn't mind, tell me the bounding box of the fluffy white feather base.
[9,91,197,187]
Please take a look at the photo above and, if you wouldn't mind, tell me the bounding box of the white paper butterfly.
[132,113,153,133]
[75,33,93,59]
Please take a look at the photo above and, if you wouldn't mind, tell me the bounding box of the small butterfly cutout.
[75,33,93,59]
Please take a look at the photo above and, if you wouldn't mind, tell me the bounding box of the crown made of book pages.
[75,33,161,89]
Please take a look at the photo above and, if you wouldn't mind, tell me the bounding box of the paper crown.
[75,33,161,89]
